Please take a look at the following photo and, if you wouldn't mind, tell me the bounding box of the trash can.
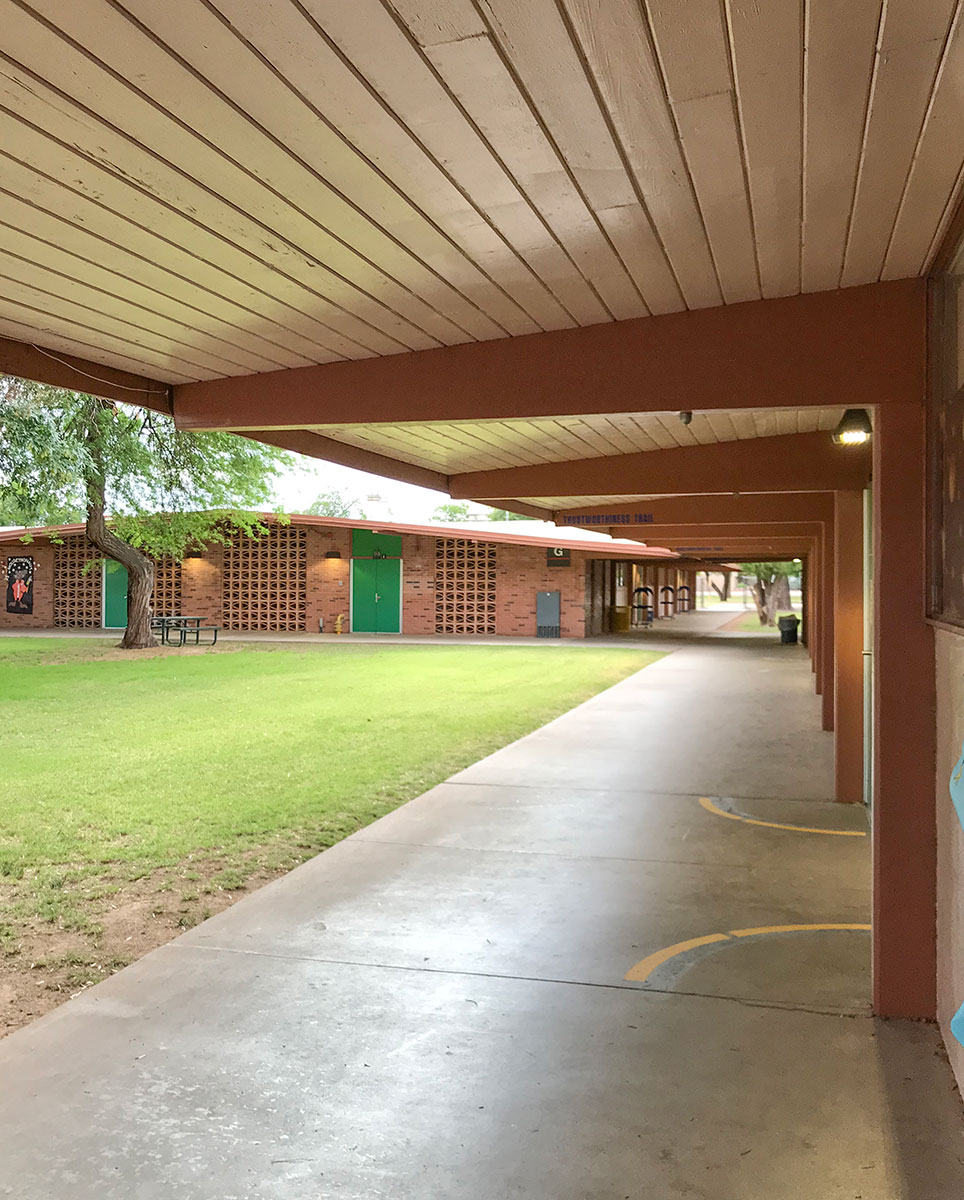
[612,605,631,634]
[778,614,800,644]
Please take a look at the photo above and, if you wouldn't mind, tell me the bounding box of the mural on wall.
[951,738,964,1047]
[5,555,34,615]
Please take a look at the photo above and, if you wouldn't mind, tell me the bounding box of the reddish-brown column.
[811,548,822,687]
[873,403,936,1018]
[800,556,808,647]
[821,530,835,730]
[834,491,864,803]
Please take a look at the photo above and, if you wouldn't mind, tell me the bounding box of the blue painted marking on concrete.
[950,739,964,1048]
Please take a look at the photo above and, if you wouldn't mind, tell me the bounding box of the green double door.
[103,563,129,628]
[351,558,401,633]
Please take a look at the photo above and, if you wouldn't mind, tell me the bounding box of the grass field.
[0,638,660,1030]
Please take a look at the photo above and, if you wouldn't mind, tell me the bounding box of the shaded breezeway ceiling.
[1,0,961,377]
[0,0,956,517]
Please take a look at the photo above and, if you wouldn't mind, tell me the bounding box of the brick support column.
[821,530,835,730]
[873,403,936,1018]
[834,491,864,803]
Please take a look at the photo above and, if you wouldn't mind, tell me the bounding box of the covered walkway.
[1,634,961,1197]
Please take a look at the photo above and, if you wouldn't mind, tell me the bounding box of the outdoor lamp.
[325,550,342,559]
[832,409,872,446]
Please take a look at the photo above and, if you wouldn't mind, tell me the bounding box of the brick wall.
[400,535,436,635]
[179,547,223,625]
[0,544,54,629]
[495,544,587,638]
[304,527,351,633]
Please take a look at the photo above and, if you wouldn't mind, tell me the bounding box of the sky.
[270,452,494,523]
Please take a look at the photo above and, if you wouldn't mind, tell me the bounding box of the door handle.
[375,593,381,602]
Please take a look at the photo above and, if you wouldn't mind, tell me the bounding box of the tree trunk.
[84,400,157,649]
[710,572,732,601]
[764,582,780,625]
[752,578,769,624]
[771,574,791,614]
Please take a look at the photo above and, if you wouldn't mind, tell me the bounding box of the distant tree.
[432,502,471,522]
[0,376,289,649]
[740,562,796,626]
[487,507,528,521]
[306,489,365,519]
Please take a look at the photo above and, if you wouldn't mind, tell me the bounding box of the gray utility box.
[537,591,561,638]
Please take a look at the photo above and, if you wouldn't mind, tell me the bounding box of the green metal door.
[374,558,401,633]
[351,558,401,633]
[103,563,129,628]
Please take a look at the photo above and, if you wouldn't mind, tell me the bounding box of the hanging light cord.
[27,344,171,399]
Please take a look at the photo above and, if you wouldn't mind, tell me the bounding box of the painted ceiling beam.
[240,428,449,492]
[618,522,824,541]
[554,492,835,524]
[658,541,816,558]
[171,281,924,431]
[451,432,871,501]
[0,335,171,411]
[659,536,816,549]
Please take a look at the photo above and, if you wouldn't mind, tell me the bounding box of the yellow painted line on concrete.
[698,795,867,837]
[623,934,732,982]
[728,922,871,938]
[624,923,871,984]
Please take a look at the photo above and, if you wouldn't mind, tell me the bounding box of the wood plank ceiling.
[309,408,846,475]
[1,0,963,391]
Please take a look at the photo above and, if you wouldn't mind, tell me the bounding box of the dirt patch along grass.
[721,609,799,634]
[0,638,662,1032]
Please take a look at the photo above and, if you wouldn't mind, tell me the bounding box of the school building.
[0,516,700,639]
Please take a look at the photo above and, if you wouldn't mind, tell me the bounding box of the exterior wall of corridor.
[936,631,964,1087]
[931,267,964,1088]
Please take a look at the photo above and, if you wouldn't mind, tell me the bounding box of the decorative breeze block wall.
[222,525,307,632]
[435,539,497,635]
[152,559,182,616]
[53,536,102,628]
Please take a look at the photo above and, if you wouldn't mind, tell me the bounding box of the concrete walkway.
[2,633,963,1197]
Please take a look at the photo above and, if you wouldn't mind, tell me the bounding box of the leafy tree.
[0,495,83,527]
[487,507,528,521]
[739,561,796,626]
[432,502,471,522]
[305,489,365,519]
[0,376,289,649]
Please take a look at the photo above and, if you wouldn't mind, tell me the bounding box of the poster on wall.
[5,555,34,615]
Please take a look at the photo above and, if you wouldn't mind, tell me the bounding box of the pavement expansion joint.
[351,835,732,870]
[443,780,839,805]
[174,942,870,1018]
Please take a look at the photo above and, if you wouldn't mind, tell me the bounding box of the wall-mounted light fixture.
[832,408,872,446]
[325,550,342,560]
[183,546,204,560]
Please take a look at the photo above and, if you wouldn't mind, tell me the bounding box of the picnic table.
[151,615,220,646]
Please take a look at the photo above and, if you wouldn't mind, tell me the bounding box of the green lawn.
[0,639,660,941]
